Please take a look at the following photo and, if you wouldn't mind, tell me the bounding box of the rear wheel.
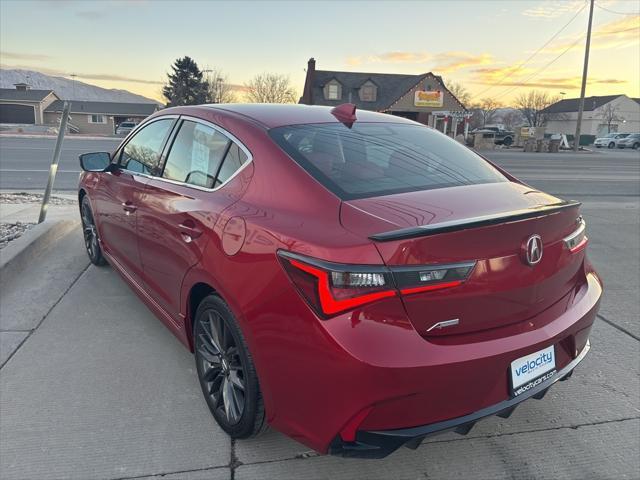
[194,295,267,438]
[502,136,513,147]
[80,196,107,266]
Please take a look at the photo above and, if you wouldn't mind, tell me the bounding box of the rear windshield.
[270,122,507,200]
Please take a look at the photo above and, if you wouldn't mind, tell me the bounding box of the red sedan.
[77,103,601,458]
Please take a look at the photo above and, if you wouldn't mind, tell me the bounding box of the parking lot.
[0,138,639,479]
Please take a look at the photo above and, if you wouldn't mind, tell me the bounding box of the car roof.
[163,103,419,129]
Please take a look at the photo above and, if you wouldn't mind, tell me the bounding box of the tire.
[633,143,639,150]
[194,294,267,438]
[80,196,107,266]
[502,136,513,147]
[608,142,615,149]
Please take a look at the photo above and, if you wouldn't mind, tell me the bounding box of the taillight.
[278,250,475,317]
[278,251,396,316]
[564,216,588,253]
[391,262,476,296]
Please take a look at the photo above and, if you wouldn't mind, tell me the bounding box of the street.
[0,136,639,479]
[0,136,121,191]
[0,135,639,194]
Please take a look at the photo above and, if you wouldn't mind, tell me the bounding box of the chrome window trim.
[156,115,253,193]
[114,115,180,173]
[113,114,254,194]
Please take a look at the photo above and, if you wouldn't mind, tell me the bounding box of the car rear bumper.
[255,267,601,457]
[329,339,590,458]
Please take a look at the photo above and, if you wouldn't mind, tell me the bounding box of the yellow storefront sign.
[414,90,444,107]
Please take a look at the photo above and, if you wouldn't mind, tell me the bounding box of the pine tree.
[162,56,209,107]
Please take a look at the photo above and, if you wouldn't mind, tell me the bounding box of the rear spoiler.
[369,200,581,242]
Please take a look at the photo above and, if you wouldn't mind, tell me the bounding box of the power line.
[595,2,640,15]
[473,1,588,100]
[489,23,637,102]
[493,35,585,102]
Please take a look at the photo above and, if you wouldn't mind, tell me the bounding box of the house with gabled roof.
[300,58,469,136]
[541,94,640,136]
[0,84,60,124]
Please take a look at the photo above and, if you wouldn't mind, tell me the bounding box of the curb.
[0,133,122,141]
[0,218,80,285]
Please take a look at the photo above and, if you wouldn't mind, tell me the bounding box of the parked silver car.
[593,133,629,148]
[616,133,640,149]
[115,121,138,136]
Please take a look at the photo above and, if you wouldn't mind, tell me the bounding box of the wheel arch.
[185,281,217,352]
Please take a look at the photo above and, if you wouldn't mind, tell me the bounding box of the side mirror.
[79,152,111,172]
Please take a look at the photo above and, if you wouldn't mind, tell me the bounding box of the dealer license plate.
[510,345,556,397]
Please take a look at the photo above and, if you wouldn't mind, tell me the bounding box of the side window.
[119,119,173,175]
[163,120,230,188]
[215,142,249,187]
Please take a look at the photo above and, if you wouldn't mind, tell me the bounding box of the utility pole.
[573,0,595,152]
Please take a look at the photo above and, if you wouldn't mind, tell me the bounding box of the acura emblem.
[524,235,543,266]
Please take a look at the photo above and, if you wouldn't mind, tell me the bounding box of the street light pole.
[573,0,595,152]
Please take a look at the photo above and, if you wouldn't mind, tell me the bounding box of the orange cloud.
[347,51,431,66]
[432,52,494,73]
[472,64,535,84]
[544,14,640,53]
[521,1,584,19]
[346,50,494,74]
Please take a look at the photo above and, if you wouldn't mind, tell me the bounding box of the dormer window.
[359,81,377,102]
[324,80,342,100]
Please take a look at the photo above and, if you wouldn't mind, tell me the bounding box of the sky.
[1,0,639,105]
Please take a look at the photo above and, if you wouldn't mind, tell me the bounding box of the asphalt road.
[0,136,121,191]
[0,135,639,194]
[1,136,639,479]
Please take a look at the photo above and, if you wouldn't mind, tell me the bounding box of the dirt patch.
[0,222,36,249]
[0,193,77,206]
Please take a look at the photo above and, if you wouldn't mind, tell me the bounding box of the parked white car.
[593,133,629,148]
[616,133,640,150]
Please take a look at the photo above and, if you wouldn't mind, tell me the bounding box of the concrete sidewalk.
[0,197,638,479]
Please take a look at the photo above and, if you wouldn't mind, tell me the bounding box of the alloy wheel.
[196,310,246,425]
[81,202,99,260]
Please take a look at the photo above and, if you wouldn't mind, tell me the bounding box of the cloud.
[544,14,640,53]
[432,52,494,73]
[476,75,627,90]
[0,63,163,85]
[472,64,535,84]
[345,50,494,74]
[1,51,52,62]
[522,0,584,18]
[346,51,431,66]
[75,10,107,20]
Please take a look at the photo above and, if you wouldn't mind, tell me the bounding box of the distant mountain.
[0,69,160,104]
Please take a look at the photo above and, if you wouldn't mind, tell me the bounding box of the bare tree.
[245,73,297,103]
[204,68,236,104]
[596,103,624,134]
[500,109,524,130]
[445,79,471,107]
[470,98,501,128]
[514,90,562,127]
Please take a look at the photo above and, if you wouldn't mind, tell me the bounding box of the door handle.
[122,202,137,214]
[178,221,203,240]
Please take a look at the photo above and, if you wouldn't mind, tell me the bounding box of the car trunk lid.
[340,182,585,336]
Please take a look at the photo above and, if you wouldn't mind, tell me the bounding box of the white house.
[542,94,640,137]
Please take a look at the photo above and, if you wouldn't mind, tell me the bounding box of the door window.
[119,119,173,175]
[163,120,230,188]
[215,142,249,187]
